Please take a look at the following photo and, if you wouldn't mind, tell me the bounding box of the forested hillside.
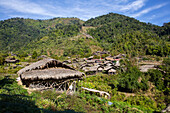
[0,13,169,57]
[0,17,83,52]
[0,13,170,113]
[85,13,170,56]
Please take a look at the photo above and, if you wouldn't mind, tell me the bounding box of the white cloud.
[0,0,168,25]
[0,0,58,17]
[131,3,167,17]
[120,0,146,12]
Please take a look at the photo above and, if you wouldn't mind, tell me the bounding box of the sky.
[0,0,169,26]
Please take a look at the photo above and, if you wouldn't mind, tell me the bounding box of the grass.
[0,63,168,113]
[0,74,155,113]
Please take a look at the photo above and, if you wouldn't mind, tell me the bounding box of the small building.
[80,64,91,70]
[86,60,95,65]
[5,58,20,63]
[94,59,102,63]
[87,56,94,60]
[83,65,104,75]
[103,66,116,74]
[105,56,114,61]
[93,51,109,56]
[78,61,86,66]
[72,58,79,63]
[38,55,48,59]
[108,69,116,75]
[17,58,84,91]
[62,60,72,64]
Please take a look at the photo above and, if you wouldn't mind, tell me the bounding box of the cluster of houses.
[63,53,126,75]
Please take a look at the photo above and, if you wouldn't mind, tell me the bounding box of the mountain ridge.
[0,13,169,57]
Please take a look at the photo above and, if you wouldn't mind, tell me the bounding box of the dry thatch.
[5,58,19,63]
[18,58,85,89]
[108,69,116,73]
[104,66,113,71]
[17,58,74,75]
[21,68,84,80]
[86,60,95,64]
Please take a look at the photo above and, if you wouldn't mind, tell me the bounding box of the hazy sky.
[0,0,169,26]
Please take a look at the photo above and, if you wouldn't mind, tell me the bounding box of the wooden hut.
[86,60,95,65]
[62,60,72,64]
[17,58,84,91]
[103,66,116,74]
[108,69,116,75]
[87,56,94,60]
[5,58,19,63]
[83,65,103,75]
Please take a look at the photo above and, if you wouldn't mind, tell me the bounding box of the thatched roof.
[105,57,114,61]
[87,56,94,60]
[104,66,113,71]
[83,65,103,72]
[17,58,74,75]
[80,64,91,69]
[21,68,84,80]
[108,69,116,73]
[62,60,71,64]
[78,61,86,66]
[5,58,19,63]
[86,60,95,64]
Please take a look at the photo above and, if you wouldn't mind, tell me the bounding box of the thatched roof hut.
[108,69,116,75]
[5,58,19,63]
[17,58,74,76]
[82,65,104,75]
[86,60,95,64]
[87,56,94,60]
[80,64,91,69]
[105,56,114,61]
[104,66,113,71]
[21,68,83,81]
[18,58,84,88]
[62,60,72,64]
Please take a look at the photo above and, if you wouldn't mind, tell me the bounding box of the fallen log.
[81,87,110,99]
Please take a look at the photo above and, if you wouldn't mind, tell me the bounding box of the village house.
[17,58,85,91]
[80,64,91,70]
[5,58,20,63]
[82,65,104,75]
[86,60,95,65]
[108,69,117,75]
[62,60,72,64]
[103,66,116,75]
[87,56,94,60]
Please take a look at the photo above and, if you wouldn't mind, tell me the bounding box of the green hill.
[0,13,169,57]
[84,13,170,56]
[0,17,83,52]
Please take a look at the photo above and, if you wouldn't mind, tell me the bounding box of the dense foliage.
[118,65,149,92]
[0,12,169,113]
[0,75,153,113]
[85,13,170,56]
[0,13,170,57]
[0,17,83,53]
